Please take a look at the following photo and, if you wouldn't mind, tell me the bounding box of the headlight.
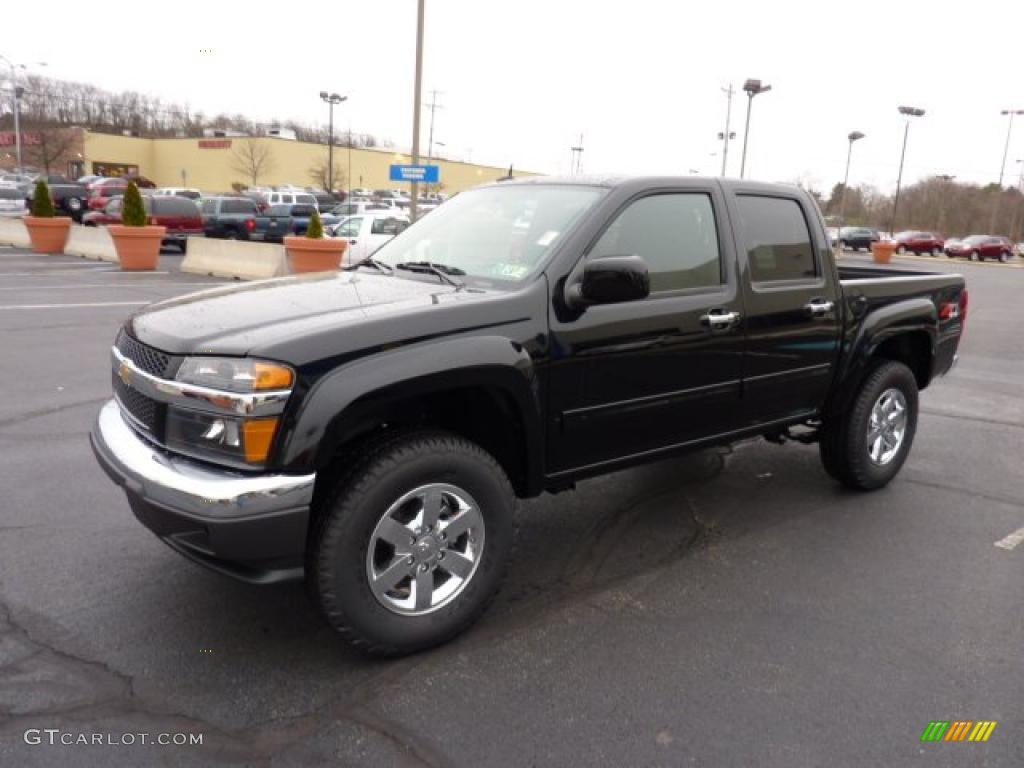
[176,357,294,392]
[168,357,294,467]
[166,408,281,468]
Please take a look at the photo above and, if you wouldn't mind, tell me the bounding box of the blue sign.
[389,164,440,183]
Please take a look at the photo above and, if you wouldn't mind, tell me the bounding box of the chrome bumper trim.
[92,399,315,519]
[110,345,291,417]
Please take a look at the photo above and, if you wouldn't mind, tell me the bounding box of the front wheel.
[308,430,515,656]
[999,250,1010,263]
[970,250,980,262]
[931,247,941,256]
[896,245,907,255]
[819,361,919,490]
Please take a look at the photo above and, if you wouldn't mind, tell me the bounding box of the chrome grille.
[113,373,163,437]
[115,329,172,378]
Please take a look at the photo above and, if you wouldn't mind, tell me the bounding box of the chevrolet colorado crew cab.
[91,177,967,655]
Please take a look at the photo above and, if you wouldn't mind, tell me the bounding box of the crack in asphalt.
[921,407,1024,431]
[0,597,454,765]
[0,398,109,430]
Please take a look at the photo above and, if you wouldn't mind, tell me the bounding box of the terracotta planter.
[24,216,72,254]
[109,225,166,271]
[871,241,897,264]
[284,236,348,274]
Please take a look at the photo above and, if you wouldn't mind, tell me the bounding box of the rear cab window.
[735,195,819,283]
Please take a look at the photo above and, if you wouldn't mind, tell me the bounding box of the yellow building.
[78,131,536,194]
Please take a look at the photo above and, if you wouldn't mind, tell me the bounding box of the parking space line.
[0,301,150,310]
[994,527,1024,551]
[0,281,203,290]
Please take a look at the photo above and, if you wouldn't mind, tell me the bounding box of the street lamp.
[997,110,1024,187]
[739,78,772,179]
[318,91,347,193]
[0,55,46,171]
[837,131,865,244]
[889,105,925,235]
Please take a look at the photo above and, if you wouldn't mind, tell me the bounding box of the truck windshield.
[371,184,604,285]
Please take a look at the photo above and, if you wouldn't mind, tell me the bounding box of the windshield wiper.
[344,256,394,274]
[395,261,465,289]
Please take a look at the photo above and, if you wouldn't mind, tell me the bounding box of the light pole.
[739,78,771,179]
[318,91,347,194]
[409,0,425,221]
[889,105,925,235]
[837,131,865,244]
[991,109,1024,233]
[1,55,46,172]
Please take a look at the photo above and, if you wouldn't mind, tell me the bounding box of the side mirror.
[566,254,650,308]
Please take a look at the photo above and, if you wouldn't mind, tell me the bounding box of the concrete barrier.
[0,217,30,248]
[180,237,287,280]
[65,225,118,262]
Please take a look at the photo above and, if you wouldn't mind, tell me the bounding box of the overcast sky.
[5,0,1024,192]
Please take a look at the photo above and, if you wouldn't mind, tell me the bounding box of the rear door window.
[736,195,818,283]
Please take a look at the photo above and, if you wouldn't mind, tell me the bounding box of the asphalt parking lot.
[0,246,1021,767]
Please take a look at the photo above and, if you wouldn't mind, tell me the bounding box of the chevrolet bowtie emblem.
[118,361,133,386]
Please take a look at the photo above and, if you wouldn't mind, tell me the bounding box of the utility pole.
[719,85,735,177]
[425,89,444,163]
[319,92,347,193]
[837,131,865,245]
[410,0,425,222]
[570,134,583,175]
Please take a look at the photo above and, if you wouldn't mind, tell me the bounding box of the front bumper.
[90,399,315,583]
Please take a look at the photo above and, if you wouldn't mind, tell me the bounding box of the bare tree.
[22,125,80,174]
[307,160,347,192]
[230,140,275,187]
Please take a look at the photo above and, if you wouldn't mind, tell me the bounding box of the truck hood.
[128,271,491,359]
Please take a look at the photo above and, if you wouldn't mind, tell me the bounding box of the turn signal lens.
[242,418,280,463]
[253,362,294,391]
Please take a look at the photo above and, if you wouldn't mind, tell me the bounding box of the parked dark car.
[313,192,340,211]
[26,174,89,221]
[837,226,879,252]
[945,234,1015,262]
[894,231,944,256]
[200,196,260,240]
[91,176,967,656]
[82,195,204,251]
[251,203,341,242]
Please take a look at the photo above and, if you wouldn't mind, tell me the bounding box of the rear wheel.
[308,430,515,656]
[819,361,919,490]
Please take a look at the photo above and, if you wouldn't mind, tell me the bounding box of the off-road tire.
[819,361,919,490]
[307,430,515,656]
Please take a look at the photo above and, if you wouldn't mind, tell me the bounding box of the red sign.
[198,139,232,149]
[0,132,42,147]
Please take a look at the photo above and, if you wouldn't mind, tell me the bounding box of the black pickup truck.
[91,177,966,655]
[28,174,89,221]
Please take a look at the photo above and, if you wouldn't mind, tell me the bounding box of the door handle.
[700,309,741,331]
[804,299,835,318]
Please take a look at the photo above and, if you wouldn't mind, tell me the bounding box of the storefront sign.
[198,139,232,149]
[0,132,42,147]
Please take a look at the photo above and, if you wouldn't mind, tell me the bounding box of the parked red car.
[87,179,129,210]
[945,235,1015,262]
[86,176,156,210]
[894,231,944,256]
[82,195,204,251]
